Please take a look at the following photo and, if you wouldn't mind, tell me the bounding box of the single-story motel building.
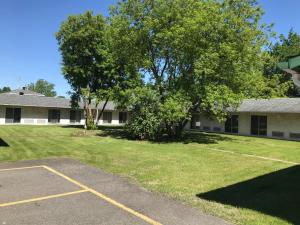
[1,88,300,141]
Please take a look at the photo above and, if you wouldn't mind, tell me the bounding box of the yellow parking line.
[0,165,43,172]
[42,165,162,225]
[0,190,88,207]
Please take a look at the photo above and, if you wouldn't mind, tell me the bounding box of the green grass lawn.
[0,125,299,225]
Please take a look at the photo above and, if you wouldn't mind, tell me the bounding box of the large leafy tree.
[272,29,300,60]
[27,79,57,97]
[57,11,140,129]
[0,86,11,93]
[57,12,116,129]
[110,0,270,138]
[265,29,300,97]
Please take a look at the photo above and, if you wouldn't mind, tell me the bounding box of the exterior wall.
[97,111,127,125]
[189,112,300,141]
[191,113,224,132]
[0,105,85,125]
[21,106,48,125]
[267,113,300,139]
[0,106,5,125]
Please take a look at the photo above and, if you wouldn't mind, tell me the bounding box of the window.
[272,131,284,138]
[119,112,127,124]
[225,115,239,133]
[290,133,300,139]
[103,112,112,124]
[213,127,221,132]
[251,116,267,136]
[203,126,211,131]
[70,110,81,123]
[48,109,60,123]
[5,108,21,124]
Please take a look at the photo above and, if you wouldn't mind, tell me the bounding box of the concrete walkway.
[0,158,232,225]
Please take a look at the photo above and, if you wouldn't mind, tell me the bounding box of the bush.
[126,108,162,140]
[124,87,162,140]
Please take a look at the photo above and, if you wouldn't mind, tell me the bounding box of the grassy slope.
[0,125,299,225]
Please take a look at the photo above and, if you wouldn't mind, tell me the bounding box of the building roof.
[0,89,116,110]
[234,98,300,114]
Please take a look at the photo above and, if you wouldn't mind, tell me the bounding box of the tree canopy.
[0,86,11,94]
[27,79,57,97]
[109,0,271,138]
[56,11,140,129]
[263,29,300,97]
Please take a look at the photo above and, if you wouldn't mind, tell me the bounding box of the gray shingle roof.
[234,98,300,113]
[0,90,116,110]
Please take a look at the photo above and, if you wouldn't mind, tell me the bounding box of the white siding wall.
[192,114,224,132]
[189,112,300,140]
[21,107,48,124]
[97,111,124,125]
[0,106,85,125]
[0,106,5,125]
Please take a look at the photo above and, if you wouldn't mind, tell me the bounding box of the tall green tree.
[272,29,300,60]
[27,79,57,97]
[0,86,11,93]
[57,12,114,129]
[266,29,300,97]
[110,0,270,138]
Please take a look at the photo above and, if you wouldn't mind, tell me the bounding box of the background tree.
[57,11,141,129]
[27,79,57,97]
[110,0,271,139]
[264,29,300,97]
[0,86,11,93]
[57,11,115,129]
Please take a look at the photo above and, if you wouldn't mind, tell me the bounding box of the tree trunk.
[96,98,109,125]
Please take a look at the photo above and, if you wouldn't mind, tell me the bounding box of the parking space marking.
[42,165,162,225]
[0,190,88,207]
[0,165,43,172]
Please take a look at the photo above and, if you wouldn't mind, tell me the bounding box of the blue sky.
[0,0,300,96]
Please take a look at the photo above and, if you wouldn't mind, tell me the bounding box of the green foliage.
[0,86,11,93]
[264,29,300,97]
[272,29,300,61]
[125,87,162,140]
[110,0,270,138]
[27,79,57,97]
[56,11,115,128]
[160,93,192,137]
[57,11,141,128]
[86,116,97,130]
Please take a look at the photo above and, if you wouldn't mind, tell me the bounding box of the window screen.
[119,112,127,124]
[5,108,21,123]
[103,112,112,124]
[70,110,81,123]
[225,115,239,133]
[48,109,60,123]
[251,116,267,136]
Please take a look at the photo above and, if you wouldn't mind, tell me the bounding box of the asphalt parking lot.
[0,158,231,225]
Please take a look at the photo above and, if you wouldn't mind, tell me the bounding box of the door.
[251,116,267,136]
[14,108,21,123]
[5,108,21,123]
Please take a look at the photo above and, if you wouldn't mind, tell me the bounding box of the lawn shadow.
[97,126,233,144]
[197,165,300,224]
[0,138,9,147]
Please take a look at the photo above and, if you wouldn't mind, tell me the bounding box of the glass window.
[48,109,60,123]
[225,115,239,133]
[103,112,112,124]
[70,110,81,123]
[251,116,267,136]
[5,108,21,124]
[119,112,127,124]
